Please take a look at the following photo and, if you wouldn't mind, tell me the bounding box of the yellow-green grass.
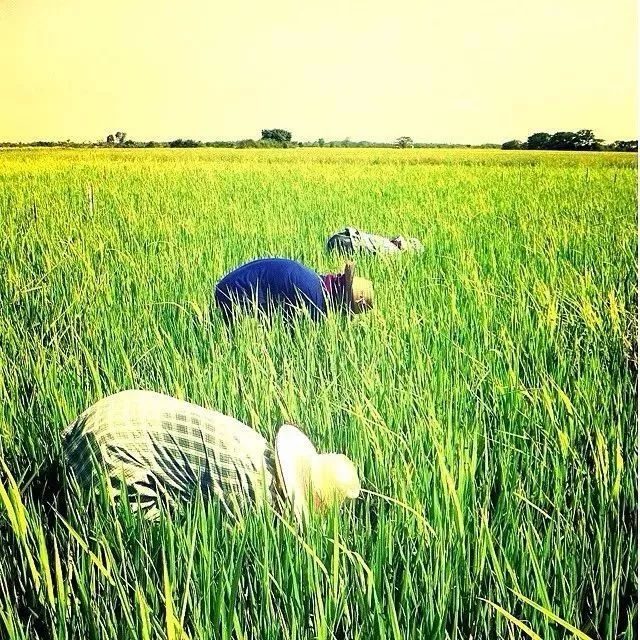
[0,148,637,639]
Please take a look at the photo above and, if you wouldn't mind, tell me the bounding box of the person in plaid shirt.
[61,390,361,522]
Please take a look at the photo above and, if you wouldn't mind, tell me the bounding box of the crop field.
[0,147,637,639]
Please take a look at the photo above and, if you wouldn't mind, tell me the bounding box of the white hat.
[343,261,374,314]
[274,424,361,522]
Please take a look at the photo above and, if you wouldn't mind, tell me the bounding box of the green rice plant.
[0,147,636,638]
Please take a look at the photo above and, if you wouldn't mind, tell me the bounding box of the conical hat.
[274,424,361,522]
[343,262,374,313]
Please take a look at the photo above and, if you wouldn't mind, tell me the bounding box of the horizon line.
[1,131,637,146]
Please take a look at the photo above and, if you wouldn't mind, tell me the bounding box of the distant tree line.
[0,138,502,149]
[1,127,634,151]
[0,128,501,149]
[502,130,637,152]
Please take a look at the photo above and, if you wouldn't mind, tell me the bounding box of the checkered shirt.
[61,390,280,519]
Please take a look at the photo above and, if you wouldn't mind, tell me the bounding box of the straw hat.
[275,424,361,522]
[343,261,374,313]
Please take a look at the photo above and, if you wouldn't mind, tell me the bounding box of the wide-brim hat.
[343,262,374,313]
[275,424,361,522]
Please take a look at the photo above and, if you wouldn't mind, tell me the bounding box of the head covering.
[343,262,374,313]
[390,236,424,252]
[274,424,361,522]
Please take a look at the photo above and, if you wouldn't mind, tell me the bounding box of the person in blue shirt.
[214,258,373,325]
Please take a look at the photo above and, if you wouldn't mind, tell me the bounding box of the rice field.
[0,147,637,639]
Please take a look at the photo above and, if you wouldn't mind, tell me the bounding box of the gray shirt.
[326,227,423,254]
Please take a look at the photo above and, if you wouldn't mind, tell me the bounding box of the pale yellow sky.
[0,0,636,143]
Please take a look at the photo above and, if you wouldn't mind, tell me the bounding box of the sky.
[0,0,636,144]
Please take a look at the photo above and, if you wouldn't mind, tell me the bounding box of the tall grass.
[0,147,637,638]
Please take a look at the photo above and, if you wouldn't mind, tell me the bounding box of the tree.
[106,134,115,145]
[547,131,579,150]
[573,129,603,151]
[115,131,127,145]
[501,139,523,150]
[526,132,551,150]
[612,140,638,152]
[169,139,201,148]
[236,139,258,149]
[396,136,413,148]
[522,129,605,151]
[261,129,292,143]
[317,138,325,147]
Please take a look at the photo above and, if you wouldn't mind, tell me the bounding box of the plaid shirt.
[62,390,281,519]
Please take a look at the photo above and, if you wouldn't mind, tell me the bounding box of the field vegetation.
[0,148,637,639]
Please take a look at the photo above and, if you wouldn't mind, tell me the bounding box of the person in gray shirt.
[327,227,424,255]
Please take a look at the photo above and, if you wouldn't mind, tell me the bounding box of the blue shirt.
[214,258,327,323]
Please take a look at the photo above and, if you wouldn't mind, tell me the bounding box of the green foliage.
[0,131,633,152]
[169,139,202,148]
[612,140,638,152]
[501,139,523,150]
[0,148,636,639]
[546,130,603,151]
[526,132,553,149]
[573,129,604,150]
[520,130,606,151]
[235,139,259,149]
[261,129,292,143]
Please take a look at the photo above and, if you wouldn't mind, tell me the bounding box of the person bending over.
[61,390,361,523]
[327,227,424,255]
[214,257,373,325]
